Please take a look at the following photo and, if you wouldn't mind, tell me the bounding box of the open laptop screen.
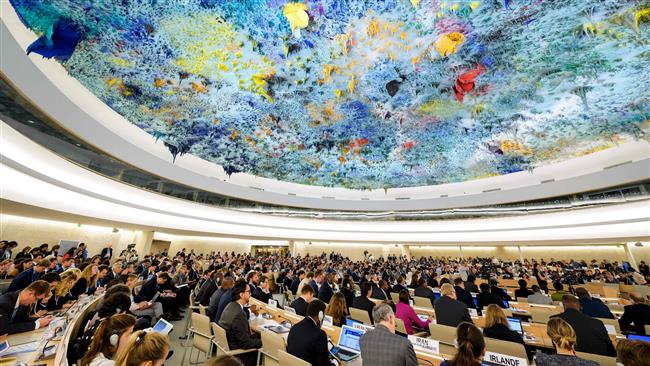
[507,317,523,335]
[337,325,365,352]
[627,334,650,343]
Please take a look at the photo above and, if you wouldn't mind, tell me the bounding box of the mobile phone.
[330,346,339,355]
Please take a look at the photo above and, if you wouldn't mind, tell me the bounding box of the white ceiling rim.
[1,121,649,243]
[1,2,649,211]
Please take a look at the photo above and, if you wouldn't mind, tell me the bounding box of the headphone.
[109,333,119,347]
[318,310,325,326]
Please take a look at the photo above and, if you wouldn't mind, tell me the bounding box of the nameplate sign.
[408,335,439,354]
[483,352,528,366]
[351,323,374,332]
[469,308,478,317]
[284,306,296,314]
[604,324,616,335]
[323,315,333,326]
[268,299,278,309]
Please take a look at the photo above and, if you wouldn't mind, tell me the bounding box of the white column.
[518,245,524,263]
[459,245,464,259]
[624,242,638,269]
[133,230,154,255]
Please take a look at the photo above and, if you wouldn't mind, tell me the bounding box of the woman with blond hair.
[325,292,348,326]
[482,304,524,345]
[535,318,598,366]
[78,314,136,366]
[115,330,171,366]
[70,263,98,298]
[47,268,80,310]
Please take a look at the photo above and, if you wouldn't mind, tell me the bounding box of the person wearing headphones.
[78,313,136,366]
[287,299,339,366]
[115,330,171,366]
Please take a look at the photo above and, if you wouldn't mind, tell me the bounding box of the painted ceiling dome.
[10,0,650,189]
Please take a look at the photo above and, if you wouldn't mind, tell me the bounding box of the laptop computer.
[332,325,366,361]
[627,334,650,343]
[502,299,510,309]
[152,318,173,335]
[507,317,523,336]
[345,317,362,327]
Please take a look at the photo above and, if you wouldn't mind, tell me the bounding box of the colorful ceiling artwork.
[9,0,650,189]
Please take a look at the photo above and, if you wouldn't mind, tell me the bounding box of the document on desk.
[0,341,40,357]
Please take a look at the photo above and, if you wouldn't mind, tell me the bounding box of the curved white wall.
[1,2,650,211]
[1,120,649,243]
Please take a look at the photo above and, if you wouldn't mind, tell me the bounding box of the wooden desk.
[249,299,447,366]
[5,295,102,366]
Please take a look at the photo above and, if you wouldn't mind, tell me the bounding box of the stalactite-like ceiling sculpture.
[10,0,650,189]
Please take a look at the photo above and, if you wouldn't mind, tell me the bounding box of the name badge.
[268,299,278,309]
[352,323,374,332]
[408,335,439,354]
[483,352,528,366]
[323,315,333,326]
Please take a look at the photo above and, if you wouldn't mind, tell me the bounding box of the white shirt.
[89,353,115,366]
[14,296,40,330]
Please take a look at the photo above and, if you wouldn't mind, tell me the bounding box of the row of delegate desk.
[3,294,102,366]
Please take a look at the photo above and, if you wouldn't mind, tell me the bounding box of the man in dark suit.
[218,280,261,366]
[464,275,479,293]
[7,259,48,292]
[287,300,336,366]
[414,278,436,306]
[252,276,273,304]
[477,283,505,311]
[208,277,234,319]
[198,271,219,306]
[553,295,616,356]
[575,287,614,319]
[317,274,334,304]
[290,270,305,295]
[100,243,113,261]
[0,280,53,334]
[310,271,323,295]
[434,284,472,327]
[104,262,123,284]
[359,302,418,366]
[619,292,650,335]
[282,269,294,292]
[392,276,408,295]
[371,280,390,301]
[290,284,315,316]
[352,282,376,323]
[453,277,476,310]
[133,273,160,303]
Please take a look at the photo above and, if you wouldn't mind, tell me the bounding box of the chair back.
[199,304,207,315]
[516,297,528,303]
[189,290,197,307]
[646,324,650,334]
[395,317,407,334]
[134,285,142,295]
[606,303,625,312]
[428,323,456,345]
[414,296,432,308]
[575,352,617,366]
[529,308,553,324]
[211,322,231,352]
[278,350,311,366]
[596,317,620,335]
[349,307,372,324]
[261,330,286,366]
[191,312,212,353]
[390,292,400,303]
[485,338,528,362]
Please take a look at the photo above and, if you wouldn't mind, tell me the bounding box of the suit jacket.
[0,291,37,334]
[286,317,332,366]
[414,286,436,306]
[371,284,388,300]
[554,308,616,356]
[580,297,614,319]
[310,279,319,295]
[289,277,301,294]
[100,247,112,260]
[218,301,261,350]
[352,296,376,323]
[392,284,408,295]
[208,287,227,317]
[7,268,40,292]
[359,324,418,366]
[483,324,525,345]
[134,276,158,303]
[340,287,355,309]
[434,295,472,327]
[619,303,650,335]
[199,280,218,306]
[252,287,272,304]
[214,289,233,323]
[454,286,476,309]
[477,292,505,310]
[290,296,309,316]
[318,282,334,304]
[464,281,479,293]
